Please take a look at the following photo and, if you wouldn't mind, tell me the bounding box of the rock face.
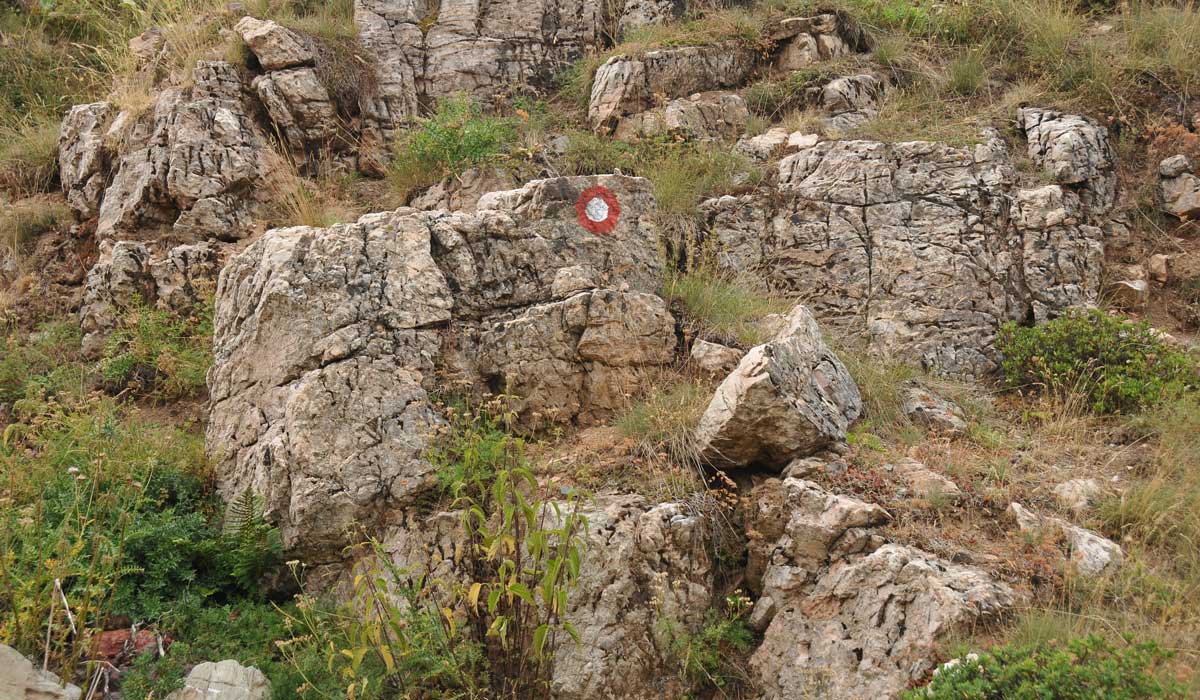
[690,339,744,374]
[79,240,218,355]
[58,61,270,244]
[589,45,758,131]
[0,643,82,700]
[614,91,750,141]
[356,0,600,149]
[1158,155,1200,219]
[1008,502,1123,577]
[818,73,884,132]
[1018,107,1116,211]
[752,543,1014,700]
[373,494,713,700]
[743,479,1013,700]
[699,119,1111,376]
[207,175,672,560]
[694,304,861,469]
[165,660,271,700]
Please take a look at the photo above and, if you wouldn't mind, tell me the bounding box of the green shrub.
[996,309,1197,414]
[907,635,1185,699]
[657,594,755,694]
[101,303,214,400]
[388,96,516,199]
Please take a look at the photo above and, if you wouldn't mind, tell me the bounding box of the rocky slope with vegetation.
[2,0,1199,698]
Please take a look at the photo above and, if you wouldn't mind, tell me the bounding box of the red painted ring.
[575,186,620,235]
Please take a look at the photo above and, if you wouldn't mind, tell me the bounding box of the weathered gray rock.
[165,659,270,700]
[736,128,790,161]
[1008,502,1123,577]
[59,102,113,219]
[77,61,267,244]
[80,240,220,355]
[770,14,858,70]
[235,17,314,70]
[588,45,757,131]
[1052,478,1104,515]
[901,386,967,434]
[251,68,338,157]
[818,73,884,132]
[1018,107,1116,211]
[694,304,862,469]
[356,0,601,150]
[371,494,713,700]
[751,544,1014,700]
[615,0,685,39]
[408,166,517,212]
[208,175,669,560]
[79,241,155,356]
[0,643,82,700]
[1158,155,1200,219]
[690,339,743,374]
[890,457,962,501]
[699,121,1110,377]
[615,92,749,141]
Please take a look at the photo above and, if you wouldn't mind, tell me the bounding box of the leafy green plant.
[996,309,1197,414]
[907,635,1185,699]
[101,303,214,400]
[388,97,517,200]
[657,594,755,696]
[223,488,283,592]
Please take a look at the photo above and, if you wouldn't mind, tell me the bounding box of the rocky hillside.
[1,0,1199,698]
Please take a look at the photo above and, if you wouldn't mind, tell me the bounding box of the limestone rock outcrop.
[1017,107,1116,211]
[698,117,1111,376]
[742,478,1013,700]
[613,92,750,141]
[207,175,671,560]
[752,543,1014,700]
[1008,502,1123,577]
[694,304,861,469]
[356,0,601,150]
[58,61,270,244]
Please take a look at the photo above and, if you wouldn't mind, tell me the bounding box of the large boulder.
[1017,107,1116,211]
[0,643,82,700]
[356,0,600,149]
[207,175,671,561]
[693,304,862,469]
[698,119,1110,377]
[751,544,1015,700]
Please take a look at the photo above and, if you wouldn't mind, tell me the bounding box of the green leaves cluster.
[101,302,214,401]
[996,309,1197,414]
[908,635,1185,699]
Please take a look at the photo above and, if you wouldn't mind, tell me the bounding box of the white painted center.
[584,197,609,223]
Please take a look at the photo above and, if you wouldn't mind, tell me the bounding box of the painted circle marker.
[575,186,620,235]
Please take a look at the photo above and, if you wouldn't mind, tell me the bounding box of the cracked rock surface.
[698,120,1111,376]
[207,175,672,560]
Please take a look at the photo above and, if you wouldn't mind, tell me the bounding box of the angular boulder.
[614,92,750,141]
[207,175,671,561]
[1158,154,1200,219]
[1017,107,1116,210]
[900,386,967,434]
[751,544,1015,700]
[693,304,862,469]
[699,118,1111,376]
[1008,502,1123,577]
[234,17,314,71]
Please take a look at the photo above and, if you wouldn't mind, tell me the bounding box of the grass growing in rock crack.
[616,378,712,468]
[663,269,792,347]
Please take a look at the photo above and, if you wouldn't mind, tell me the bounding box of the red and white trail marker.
[575,185,620,235]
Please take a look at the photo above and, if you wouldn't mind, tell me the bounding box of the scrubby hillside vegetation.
[2,0,1200,698]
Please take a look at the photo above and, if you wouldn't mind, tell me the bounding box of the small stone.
[1148,254,1170,284]
[786,131,819,150]
[901,386,967,434]
[166,660,270,700]
[736,128,790,161]
[748,596,777,632]
[234,17,314,70]
[129,27,165,62]
[890,457,962,501]
[690,339,744,375]
[1008,502,1122,577]
[1052,478,1104,515]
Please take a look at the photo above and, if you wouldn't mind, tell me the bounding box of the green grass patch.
[663,270,791,347]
